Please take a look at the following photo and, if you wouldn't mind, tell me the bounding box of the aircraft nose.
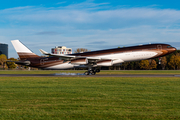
[168,47,177,54]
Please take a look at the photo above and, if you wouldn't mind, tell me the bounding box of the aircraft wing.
[39,49,76,59]
[39,49,125,66]
[40,49,106,61]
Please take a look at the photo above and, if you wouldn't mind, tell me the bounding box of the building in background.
[51,46,72,54]
[0,43,8,58]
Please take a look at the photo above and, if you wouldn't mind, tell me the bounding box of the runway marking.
[174,75,180,77]
[54,73,85,76]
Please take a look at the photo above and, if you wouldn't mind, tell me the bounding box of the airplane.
[11,40,176,75]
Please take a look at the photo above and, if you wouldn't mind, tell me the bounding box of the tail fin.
[11,40,40,60]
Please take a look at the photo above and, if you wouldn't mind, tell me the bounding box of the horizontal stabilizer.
[7,60,31,66]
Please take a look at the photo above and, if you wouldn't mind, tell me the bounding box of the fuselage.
[25,43,176,70]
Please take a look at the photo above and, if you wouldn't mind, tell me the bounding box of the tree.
[139,60,149,70]
[168,53,180,70]
[6,58,18,69]
[74,48,89,53]
[0,54,7,69]
[168,55,176,70]
[149,59,157,70]
[161,57,167,70]
[121,62,129,70]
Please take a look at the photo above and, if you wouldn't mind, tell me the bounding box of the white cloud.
[1,6,180,27]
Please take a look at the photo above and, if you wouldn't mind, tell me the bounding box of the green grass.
[1,77,180,119]
[0,70,180,74]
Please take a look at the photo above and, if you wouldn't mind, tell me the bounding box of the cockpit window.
[167,45,173,48]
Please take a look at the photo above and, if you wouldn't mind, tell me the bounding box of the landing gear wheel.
[90,70,96,75]
[84,71,89,75]
[95,69,100,73]
[84,70,96,75]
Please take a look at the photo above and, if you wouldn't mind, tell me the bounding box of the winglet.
[39,49,49,55]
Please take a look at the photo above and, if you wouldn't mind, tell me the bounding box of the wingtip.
[39,49,48,54]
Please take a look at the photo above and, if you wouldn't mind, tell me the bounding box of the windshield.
[167,45,173,48]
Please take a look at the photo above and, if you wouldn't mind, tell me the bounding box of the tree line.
[0,55,18,70]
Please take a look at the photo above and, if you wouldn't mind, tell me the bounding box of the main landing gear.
[84,68,100,75]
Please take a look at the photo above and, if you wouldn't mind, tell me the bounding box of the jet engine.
[71,58,88,65]
[96,60,112,66]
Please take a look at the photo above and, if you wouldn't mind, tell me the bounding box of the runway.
[0,74,180,77]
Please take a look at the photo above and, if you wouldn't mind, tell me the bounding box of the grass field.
[0,70,180,74]
[1,77,180,119]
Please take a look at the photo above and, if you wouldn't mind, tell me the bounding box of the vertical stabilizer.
[11,40,40,60]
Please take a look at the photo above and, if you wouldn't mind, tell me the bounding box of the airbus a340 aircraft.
[11,40,176,75]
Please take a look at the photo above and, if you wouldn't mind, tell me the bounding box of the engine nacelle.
[112,59,124,64]
[96,60,112,66]
[71,58,88,65]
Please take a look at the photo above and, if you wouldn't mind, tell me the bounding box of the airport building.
[0,43,8,58]
[51,46,72,54]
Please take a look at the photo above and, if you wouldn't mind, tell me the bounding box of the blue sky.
[1,0,180,58]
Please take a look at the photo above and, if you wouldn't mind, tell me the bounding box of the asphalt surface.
[0,74,180,77]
